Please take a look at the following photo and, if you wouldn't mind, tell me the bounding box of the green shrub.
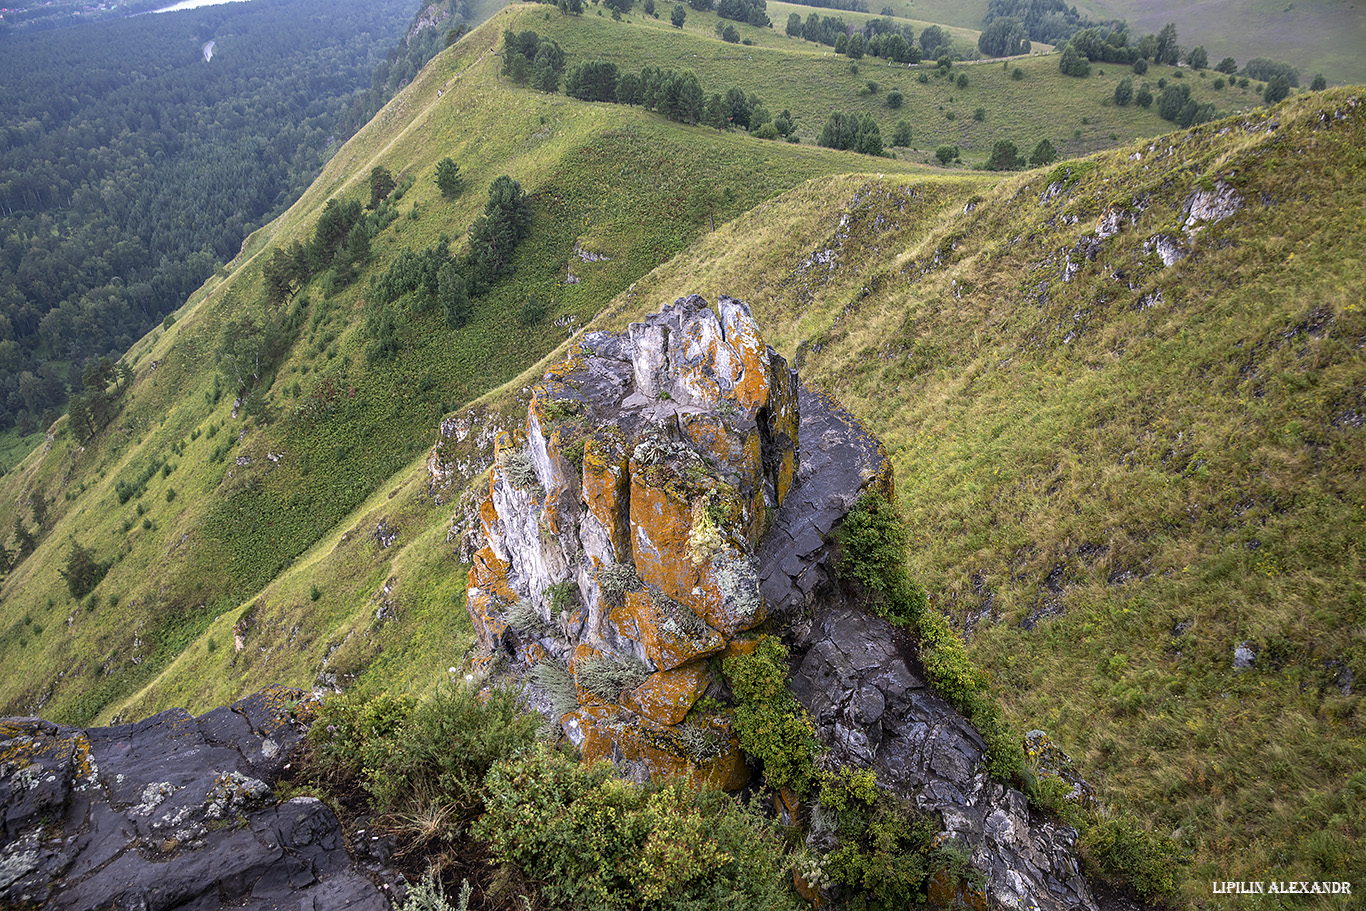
[1078,812,1183,902]
[476,746,800,911]
[401,869,471,911]
[723,636,822,795]
[823,786,939,910]
[832,492,927,626]
[60,540,107,599]
[547,580,579,613]
[304,685,541,821]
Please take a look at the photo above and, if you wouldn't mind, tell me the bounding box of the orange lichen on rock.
[582,430,630,559]
[467,545,517,652]
[927,868,990,911]
[621,660,710,726]
[629,468,704,607]
[623,589,724,671]
[718,296,772,417]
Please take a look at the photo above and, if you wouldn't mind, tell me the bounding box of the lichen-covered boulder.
[464,295,880,785]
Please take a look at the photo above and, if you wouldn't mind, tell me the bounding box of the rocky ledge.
[791,605,1097,911]
[0,686,387,910]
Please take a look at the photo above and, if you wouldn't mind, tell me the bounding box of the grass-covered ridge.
[1,4,1361,901]
[0,0,1257,729]
[606,88,1366,905]
[508,0,1264,163]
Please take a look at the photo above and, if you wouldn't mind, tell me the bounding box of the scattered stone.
[1233,641,1257,670]
[374,518,398,549]
[1182,179,1242,231]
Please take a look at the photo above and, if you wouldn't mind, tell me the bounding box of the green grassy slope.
[601,88,1366,905]
[3,9,1360,899]
[0,4,931,726]
[0,1,1267,729]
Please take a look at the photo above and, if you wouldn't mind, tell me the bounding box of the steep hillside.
[0,0,1263,732]
[2,3,1360,899]
[0,5,931,726]
[601,88,1366,904]
[115,84,1366,904]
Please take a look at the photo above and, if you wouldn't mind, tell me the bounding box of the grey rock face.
[1182,179,1242,230]
[757,386,894,618]
[0,686,386,911]
[792,606,1098,911]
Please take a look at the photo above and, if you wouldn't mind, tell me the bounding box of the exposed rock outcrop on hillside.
[791,605,1097,911]
[466,294,836,788]
[0,687,387,910]
[464,295,1100,909]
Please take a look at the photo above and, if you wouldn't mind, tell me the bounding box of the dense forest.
[0,0,457,439]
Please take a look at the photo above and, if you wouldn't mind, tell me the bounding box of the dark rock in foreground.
[0,685,386,910]
[792,605,1097,911]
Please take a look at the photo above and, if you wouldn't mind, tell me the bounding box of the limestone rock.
[465,295,849,784]
[0,686,386,910]
[460,295,1099,910]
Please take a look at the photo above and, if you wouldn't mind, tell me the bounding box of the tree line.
[0,0,444,438]
[786,11,940,61]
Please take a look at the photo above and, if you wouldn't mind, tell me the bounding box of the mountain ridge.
[0,4,1361,901]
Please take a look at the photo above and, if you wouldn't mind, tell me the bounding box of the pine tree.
[61,539,106,598]
[435,158,465,199]
[1029,138,1058,167]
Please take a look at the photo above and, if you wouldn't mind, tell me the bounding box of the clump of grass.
[652,589,710,640]
[677,722,725,762]
[498,446,539,491]
[595,561,642,606]
[576,653,650,703]
[531,660,579,718]
[505,598,547,635]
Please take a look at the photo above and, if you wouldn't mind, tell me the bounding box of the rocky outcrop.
[467,295,834,788]
[791,606,1098,911]
[0,686,387,911]
[464,294,1096,908]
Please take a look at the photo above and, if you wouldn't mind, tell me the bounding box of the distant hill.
[1071,0,1366,87]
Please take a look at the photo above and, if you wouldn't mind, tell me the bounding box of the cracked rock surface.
[791,606,1098,911]
[0,685,386,911]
